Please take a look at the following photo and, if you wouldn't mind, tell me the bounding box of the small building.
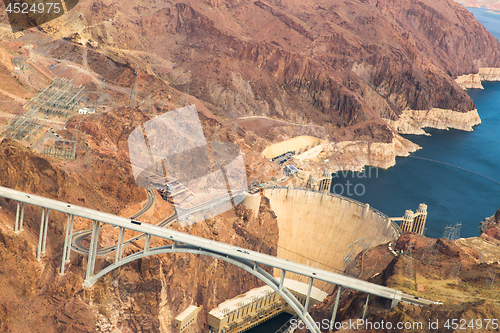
[78,108,96,114]
[207,279,327,333]
[284,165,298,177]
[175,305,202,332]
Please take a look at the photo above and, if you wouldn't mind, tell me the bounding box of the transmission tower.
[442,226,453,240]
[181,70,191,106]
[429,243,441,265]
[442,223,462,241]
[403,241,414,289]
[343,251,353,262]
[419,240,433,263]
[451,259,462,279]
[451,223,462,240]
[486,268,496,288]
[129,68,138,107]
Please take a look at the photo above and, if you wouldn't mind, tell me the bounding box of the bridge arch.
[85,245,322,333]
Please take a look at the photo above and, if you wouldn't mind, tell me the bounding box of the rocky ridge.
[2,0,500,173]
[456,67,500,89]
[455,73,485,89]
[30,0,500,143]
[383,109,481,135]
[0,129,280,332]
[1,1,500,331]
[297,232,500,333]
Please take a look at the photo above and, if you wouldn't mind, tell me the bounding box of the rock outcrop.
[479,67,500,81]
[298,232,500,333]
[455,73,484,89]
[38,0,500,144]
[285,134,420,188]
[325,135,420,172]
[455,67,500,89]
[383,109,481,135]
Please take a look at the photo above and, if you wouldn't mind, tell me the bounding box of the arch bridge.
[0,186,438,333]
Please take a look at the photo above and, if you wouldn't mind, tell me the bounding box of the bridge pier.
[19,202,25,232]
[41,209,50,254]
[144,234,151,253]
[279,269,285,291]
[66,215,74,263]
[37,208,47,260]
[90,221,100,277]
[304,277,313,315]
[115,227,125,263]
[60,214,74,275]
[85,220,100,283]
[14,202,20,233]
[362,294,370,320]
[329,286,341,330]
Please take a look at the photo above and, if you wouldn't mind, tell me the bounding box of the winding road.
[71,190,247,256]
[71,188,156,255]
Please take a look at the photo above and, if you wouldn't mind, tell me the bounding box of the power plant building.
[207,279,327,333]
[175,305,202,332]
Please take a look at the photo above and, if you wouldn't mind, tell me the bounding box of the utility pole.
[129,68,138,107]
[404,241,414,289]
[182,70,191,105]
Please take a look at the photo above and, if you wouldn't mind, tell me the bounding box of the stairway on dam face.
[245,188,399,293]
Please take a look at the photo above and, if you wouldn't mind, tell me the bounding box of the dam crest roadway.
[1,185,440,333]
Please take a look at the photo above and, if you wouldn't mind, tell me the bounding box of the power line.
[408,156,500,187]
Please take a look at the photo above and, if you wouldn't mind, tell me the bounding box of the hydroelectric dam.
[244,187,401,293]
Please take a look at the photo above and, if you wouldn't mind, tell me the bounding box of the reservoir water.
[331,7,500,239]
[252,7,500,333]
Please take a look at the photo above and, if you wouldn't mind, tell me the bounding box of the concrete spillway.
[261,135,325,159]
[257,188,400,293]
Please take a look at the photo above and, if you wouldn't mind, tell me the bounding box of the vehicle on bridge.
[233,247,250,255]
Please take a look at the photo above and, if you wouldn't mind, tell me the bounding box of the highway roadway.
[71,190,247,256]
[71,188,156,255]
[0,185,439,306]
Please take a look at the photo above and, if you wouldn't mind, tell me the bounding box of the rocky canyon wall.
[453,0,500,11]
[455,73,484,89]
[456,67,500,88]
[479,67,500,81]
[383,109,481,135]
[325,135,420,172]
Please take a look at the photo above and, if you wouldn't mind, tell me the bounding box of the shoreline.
[321,69,500,174]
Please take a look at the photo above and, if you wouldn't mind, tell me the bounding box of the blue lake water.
[331,7,500,239]
[251,6,500,333]
[468,7,500,40]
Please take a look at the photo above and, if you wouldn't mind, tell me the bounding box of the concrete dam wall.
[261,188,400,293]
